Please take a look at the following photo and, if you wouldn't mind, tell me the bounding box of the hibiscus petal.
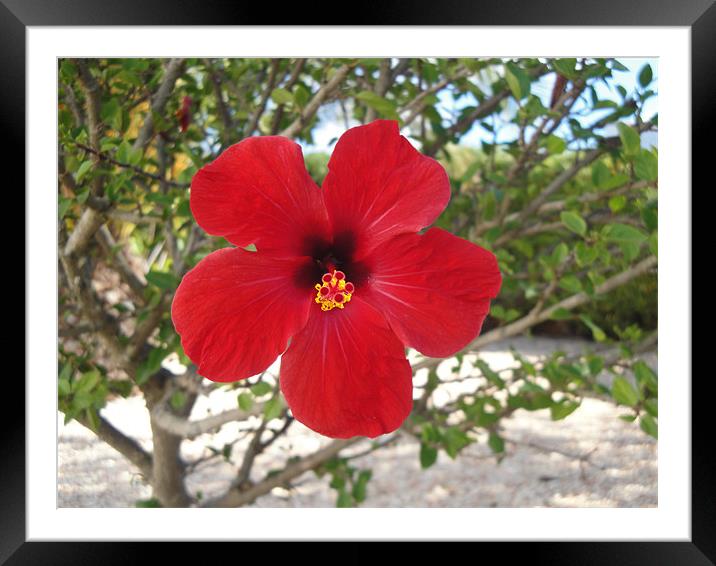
[280,297,413,439]
[363,228,502,358]
[191,136,330,255]
[322,120,450,258]
[171,248,313,382]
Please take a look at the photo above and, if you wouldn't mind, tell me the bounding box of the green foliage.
[560,211,587,237]
[250,381,273,397]
[316,457,373,507]
[58,57,658,508]
[504,62,531,100]
[135,498,162,507]
[262,396,284,421]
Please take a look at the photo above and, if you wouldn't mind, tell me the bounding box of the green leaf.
[633,361,658,394]
[135,346,169,385]
[608,195,627,213]
[75,160,93,182]
[58,377,71,397]
[559,274,582,294]
[59,361,73,382]
[488,432,505,454]
[550,399,580,420]
[135,498,162,508]
[270,87,294,105]
[639,414,658,438]
[545,135,566,155]
[634,150,658,181]
[442,427,471,459]
[293,84,310,107]
[263,396,284,421]
[336,490,355,508]
[579,315,607,342]
[116,141,130,163]
[601,173,631,191]
[74,370,101,394]
[648,232,658,256]
[644,398,658,418]
[617,122,641,156]
[591,161,611,188]
[575,242,598,266]
[419,443,438,469]
[238,392,253,411]
[59,197,73,219]
[549,307,573,321]
[604,223,647,244]
[475,360,506,388]
[552,58,577,80]
[504,62,531,100]
[250,381,272,397]
[612,376,640,407]
[101,98,123,131]
[352,470,372,503]
[587,355,604,376]
[642,206,658,231]
[145,270,177,290]
[560,211,587,236]
[550,242,569,266]
[355,91,398,120]
[638,64,653,88]
[84,408,101,432]
[329,473,345,490]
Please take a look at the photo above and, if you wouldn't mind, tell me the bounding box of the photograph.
[56,56,660,510]
[8,4,706,558]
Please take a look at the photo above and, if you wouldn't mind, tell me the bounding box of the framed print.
[9,0,711,563]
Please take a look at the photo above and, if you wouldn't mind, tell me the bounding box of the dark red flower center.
[314,270,355,311]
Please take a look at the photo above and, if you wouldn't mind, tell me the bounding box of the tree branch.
[132,58,186,153]
[63,59,106,257]
[203,438,362,507]
[270,59,307,134]
[402,67,471,127]
[365,58,393,123]
[95,225,147,298]
[203,58,233,145]
[151,403,263,440]
[424,65,549,157]
[59,253,128,369]
[68,141,189,188]
[280,63,354,139]
[75,413,152,478]
[245,59,281,137]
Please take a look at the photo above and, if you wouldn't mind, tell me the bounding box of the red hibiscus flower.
[171,120,502,439]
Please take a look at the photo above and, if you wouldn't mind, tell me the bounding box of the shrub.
[58,57,658,507]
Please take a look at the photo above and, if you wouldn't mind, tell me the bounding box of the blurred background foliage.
[58,57,657,508]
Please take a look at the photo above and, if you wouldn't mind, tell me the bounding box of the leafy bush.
[58,57,658,507]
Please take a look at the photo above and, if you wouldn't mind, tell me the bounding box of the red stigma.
[314,270,355,311]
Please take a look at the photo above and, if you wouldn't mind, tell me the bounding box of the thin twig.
[75,413,153,478]
[280,63,354,138]
[132,58,186,153]
[203,438,362,507]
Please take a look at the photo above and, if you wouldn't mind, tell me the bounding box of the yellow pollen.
[314,270,354,311]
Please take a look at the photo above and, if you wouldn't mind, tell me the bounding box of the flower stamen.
[314,270,354,311]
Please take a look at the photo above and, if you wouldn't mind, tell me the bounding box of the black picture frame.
[8,1,709,563]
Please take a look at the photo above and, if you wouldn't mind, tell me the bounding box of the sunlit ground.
[58,335,656,508]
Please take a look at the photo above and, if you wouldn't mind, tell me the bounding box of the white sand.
[58,336,657,508]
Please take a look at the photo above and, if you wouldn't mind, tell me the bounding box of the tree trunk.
[142,370,197,507]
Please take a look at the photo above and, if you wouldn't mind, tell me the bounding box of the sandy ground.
[58,336,657,508]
